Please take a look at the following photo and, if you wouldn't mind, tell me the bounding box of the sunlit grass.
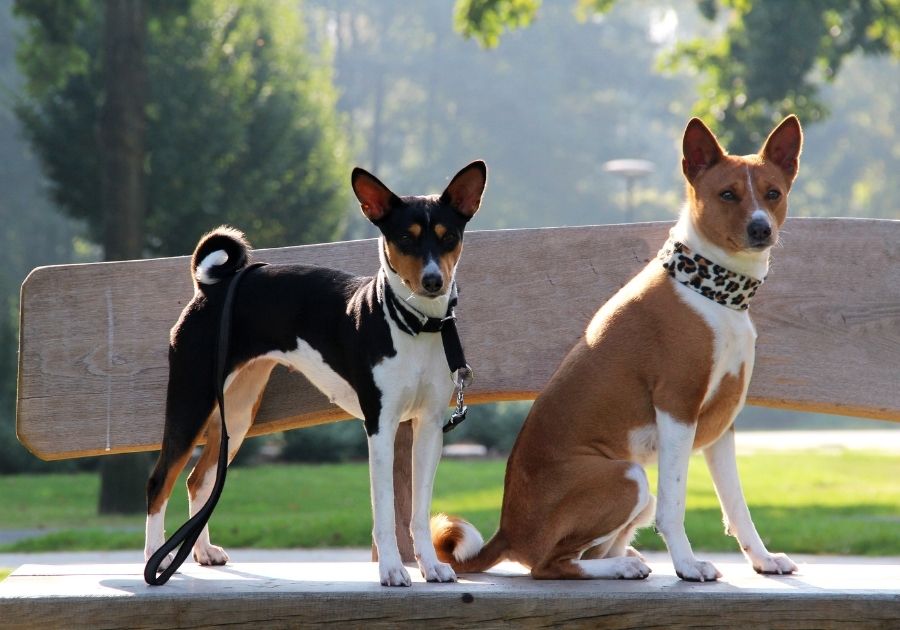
[1,451,898,556]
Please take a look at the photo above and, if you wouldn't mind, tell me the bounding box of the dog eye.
[398,234,414,245]
[766,189,781,200]
[720,190,737,201]
[441,233,458,246]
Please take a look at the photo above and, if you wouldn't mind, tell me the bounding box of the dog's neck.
[378,237,453,319]
[670,206,771,280]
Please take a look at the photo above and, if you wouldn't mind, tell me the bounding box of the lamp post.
[602,159,654,223]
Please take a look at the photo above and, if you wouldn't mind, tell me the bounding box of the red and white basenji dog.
[145,162,487,586]
[432,116,802,581]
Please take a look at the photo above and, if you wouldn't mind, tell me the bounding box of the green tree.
[0,0,89,475]
[13,0,350,511]
[15,0,350,258]
[662,0,900,152]
[452,0,900,148]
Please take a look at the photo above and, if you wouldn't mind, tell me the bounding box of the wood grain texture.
[17,218,900,460]
[2,560,899,629]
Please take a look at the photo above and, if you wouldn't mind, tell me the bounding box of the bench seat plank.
[18,218,900,460]
[2,559,899,628]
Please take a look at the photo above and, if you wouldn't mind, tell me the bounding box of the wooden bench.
[4,218,900,627]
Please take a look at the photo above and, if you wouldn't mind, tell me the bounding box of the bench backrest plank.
[17,218,900,460]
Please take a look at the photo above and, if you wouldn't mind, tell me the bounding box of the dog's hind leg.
[530,461,653,579]
[145,351,217,570]
[187,359,275,566]
[584,491,656,560]
[410,412,456,583]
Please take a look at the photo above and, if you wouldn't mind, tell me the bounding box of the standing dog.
[145,161,487,586]
[433,117,802,581]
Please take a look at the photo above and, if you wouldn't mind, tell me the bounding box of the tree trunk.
[97,0,149,515]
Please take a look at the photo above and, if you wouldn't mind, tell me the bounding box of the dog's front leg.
[367,416,412,587]
[655,409,721,582]
[704,427,797,575]
[410,414,456,582]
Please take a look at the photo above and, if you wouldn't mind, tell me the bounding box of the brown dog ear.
[351,168,400,222]
[440,160,487,219]
[760,115,803,182]
[682,118,725,182]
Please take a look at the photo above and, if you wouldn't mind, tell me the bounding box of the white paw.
[752,552,797,575]
[625,546,646,562]
[379,561,412,587]
[193,544,229,566]
[614,557,652,579]
[674,558,721,582]
[419,560,457,583]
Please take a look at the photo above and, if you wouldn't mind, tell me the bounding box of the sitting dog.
[145,161,487,586]
[432,117,802,581]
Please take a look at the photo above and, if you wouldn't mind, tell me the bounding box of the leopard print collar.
[657,237,764,311]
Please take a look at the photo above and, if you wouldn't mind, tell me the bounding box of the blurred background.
[0,0,898,519]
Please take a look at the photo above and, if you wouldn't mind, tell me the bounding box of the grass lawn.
[1,451,898,557]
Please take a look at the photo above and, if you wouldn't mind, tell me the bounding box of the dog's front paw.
[674,558,721,582]
[624,546,646,562]
[613,557,652,580]
[193,544,229,566]
[752,552,797,576]
[380,561,412,587]
[419,560,457,583]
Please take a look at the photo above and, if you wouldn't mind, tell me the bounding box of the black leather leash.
[144,261,267,586]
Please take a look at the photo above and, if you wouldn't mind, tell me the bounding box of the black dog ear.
[440,160,487,219]
[682,118,725,182]
[760,115,803,183]
[351,168,401,222]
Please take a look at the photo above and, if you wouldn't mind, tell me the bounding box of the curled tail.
[431,513,508,573]
[191,226,251,291]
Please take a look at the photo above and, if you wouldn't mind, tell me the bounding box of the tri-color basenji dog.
[145,161,487,586]
[432,117,802,581]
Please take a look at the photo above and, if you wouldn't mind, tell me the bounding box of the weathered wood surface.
[17,218,900,460]
[2,559,898,629]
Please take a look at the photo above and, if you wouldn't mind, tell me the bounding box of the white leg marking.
[575,557,652,579]
[188,466,229,566]
[144,500,173,570]
[655,409,721,582]
[410,414,456,582]
[368,418,411,587]
[704,429,797,575]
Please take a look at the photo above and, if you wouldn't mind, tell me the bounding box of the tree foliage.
[663,0,900,151]
[14,0,350,257]
[452,0,900,149]
[453,0,617,47]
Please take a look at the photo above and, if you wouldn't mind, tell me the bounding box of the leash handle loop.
[144,261,267,586]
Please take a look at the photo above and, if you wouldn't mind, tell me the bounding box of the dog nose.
[422,273,443,294]
[747,219,772,244]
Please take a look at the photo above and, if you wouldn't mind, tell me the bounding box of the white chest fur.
[374,314,455,421]
[673,281,757,408]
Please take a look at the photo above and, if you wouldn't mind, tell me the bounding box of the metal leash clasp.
[443,365,473,433]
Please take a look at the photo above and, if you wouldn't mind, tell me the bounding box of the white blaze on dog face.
[681,116,802,254]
